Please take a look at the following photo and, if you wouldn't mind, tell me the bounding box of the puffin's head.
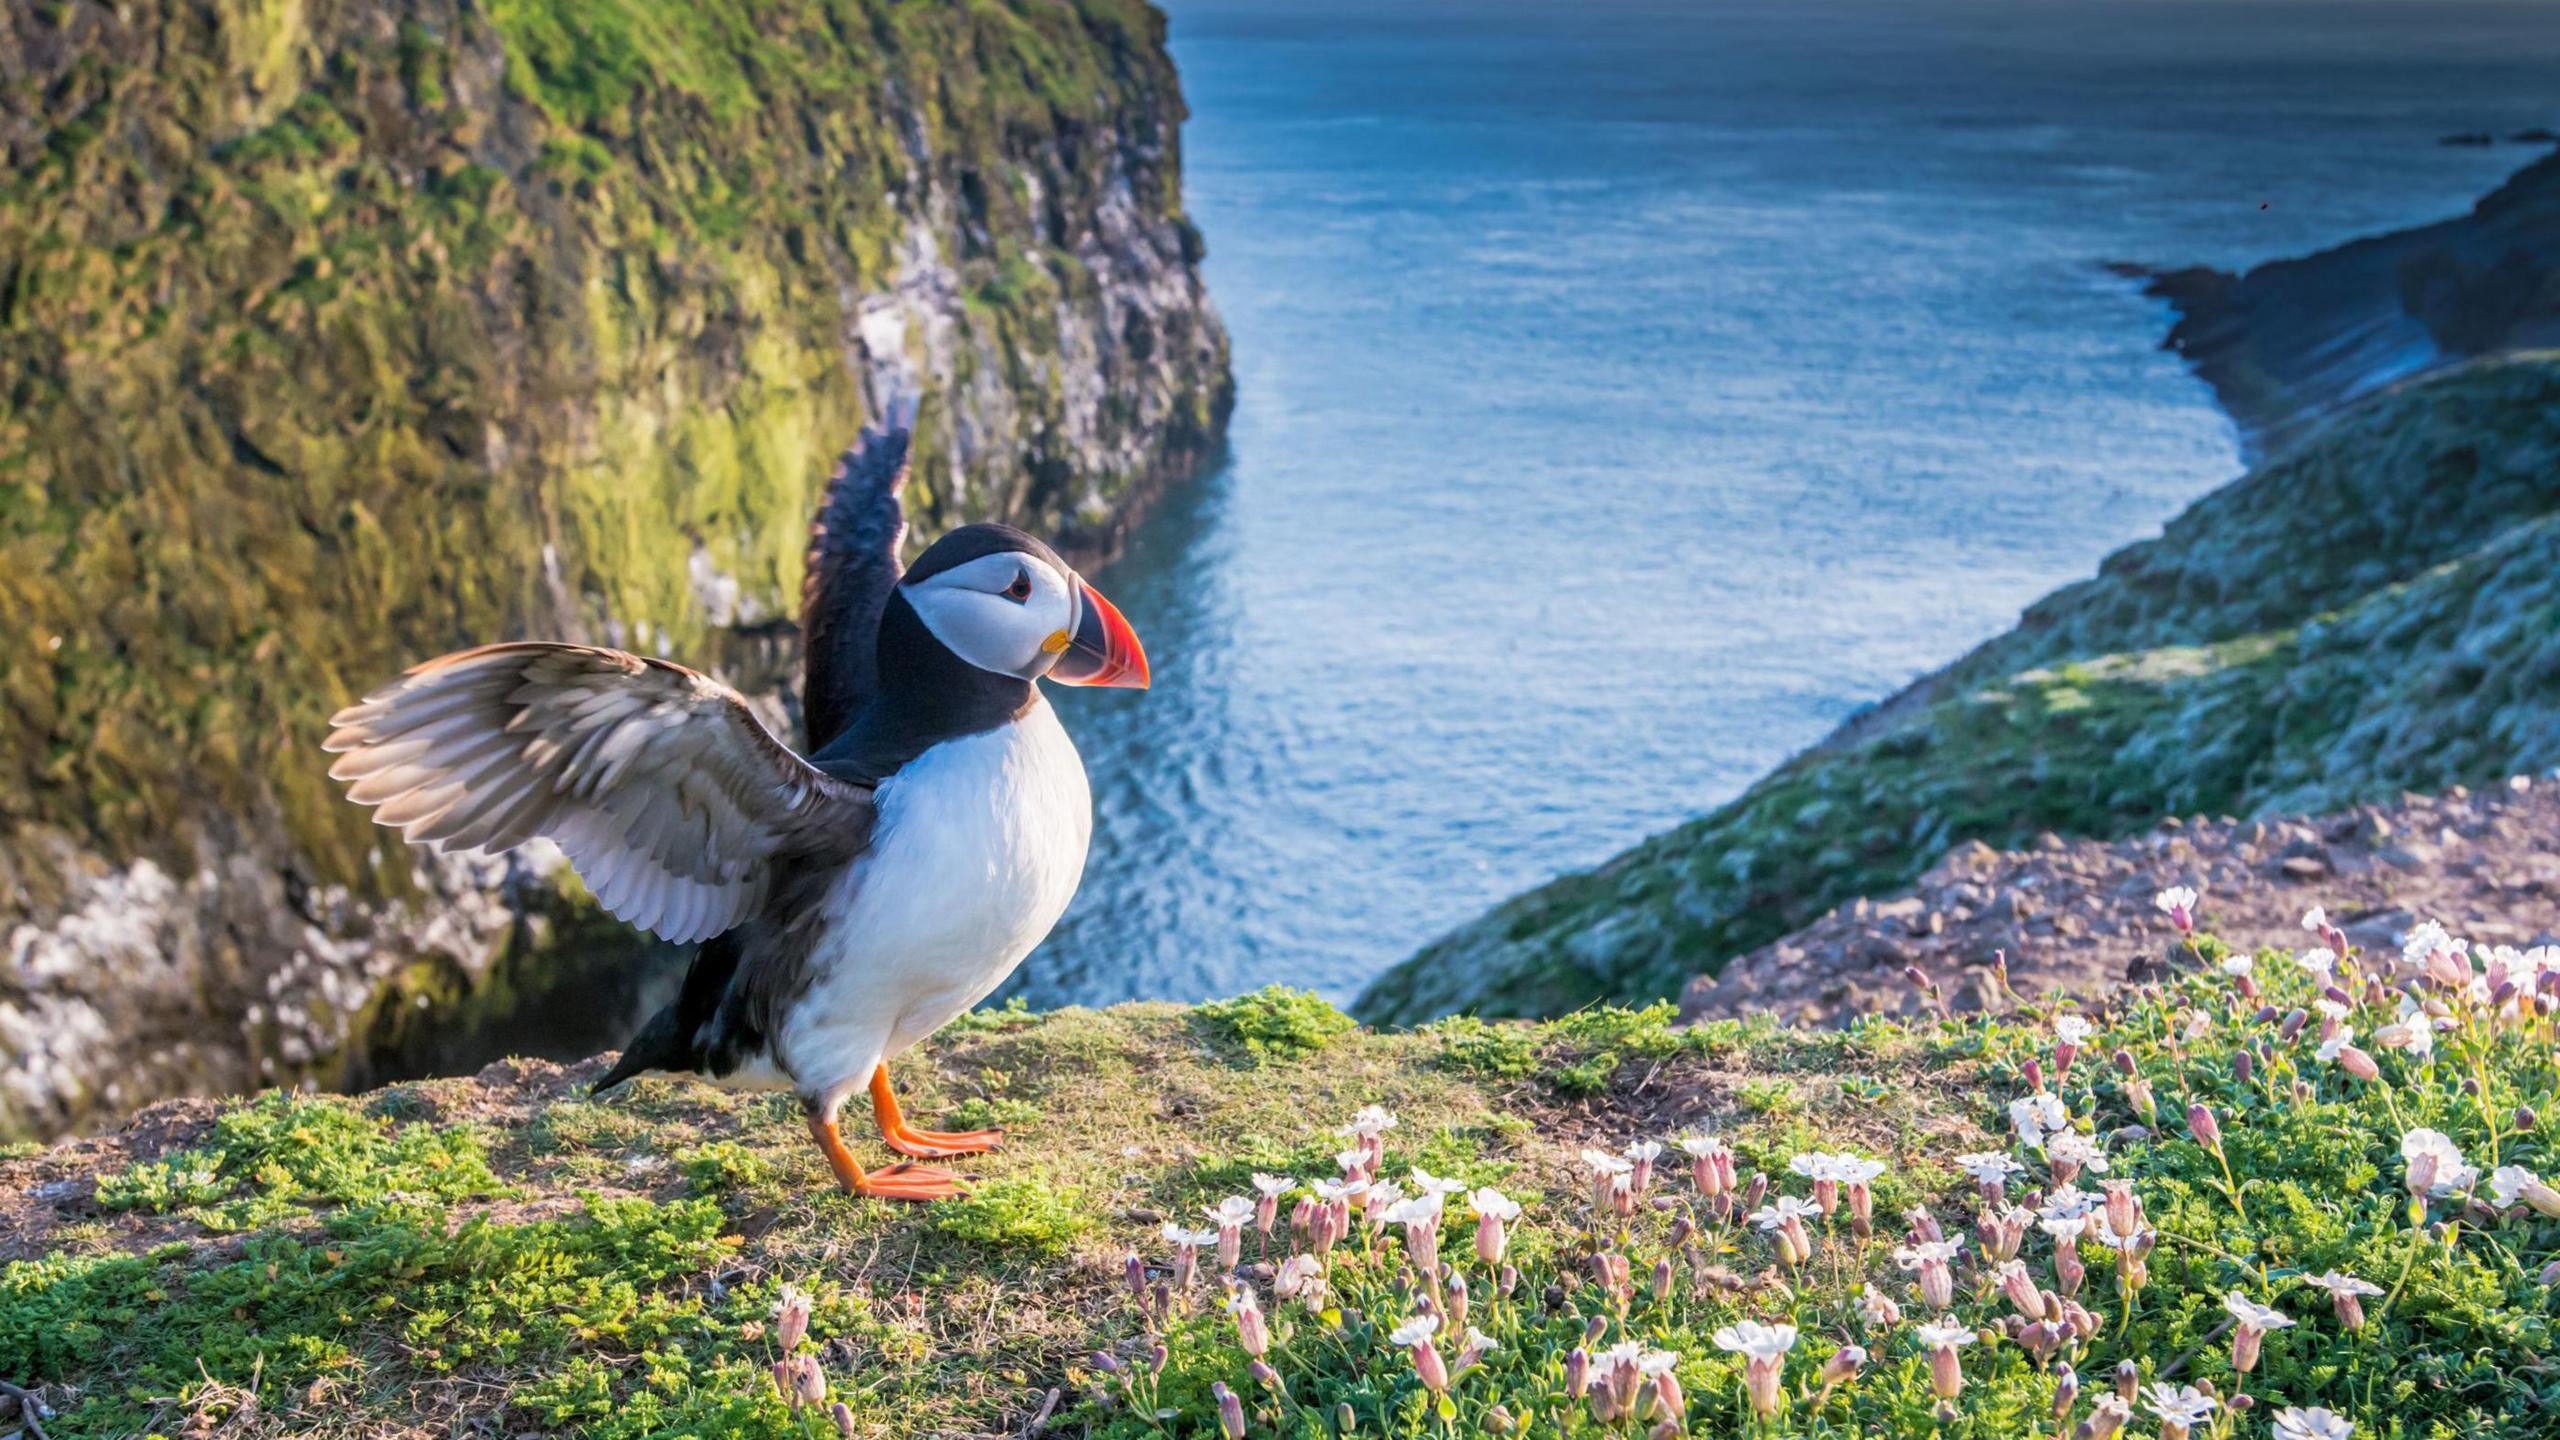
[897,523,1149,689]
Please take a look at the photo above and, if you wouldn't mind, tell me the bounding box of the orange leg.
[871,1065,1005,1158]
[804,1106,969,1202]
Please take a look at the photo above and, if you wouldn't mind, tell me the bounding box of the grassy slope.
[1357,355,2560,1023]
[0,0,1224,911]
[4,937,2555,1437]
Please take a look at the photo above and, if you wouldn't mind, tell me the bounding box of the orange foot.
[871,1066,1005,1158]
[805,1111,974,1203]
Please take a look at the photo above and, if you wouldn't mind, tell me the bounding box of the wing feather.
[799,406,913,751]
[324,642,872,944]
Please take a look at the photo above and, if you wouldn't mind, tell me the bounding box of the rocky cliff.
[1358,353,2560,1024]
[2143,145,2560,459]
[0,0,1231,1138]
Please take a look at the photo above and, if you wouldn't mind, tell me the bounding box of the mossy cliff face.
[0,0,1230,1138]
[1358,355,2560,1024]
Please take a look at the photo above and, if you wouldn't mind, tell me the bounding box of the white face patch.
[901,551,1077,680]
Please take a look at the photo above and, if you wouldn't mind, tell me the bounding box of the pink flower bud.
[1214,1381,1246,1439]
[831,1401,856,1436]
[1821,1345,1865,1385]
[1927,1343,1965,1400]
[2077,1395,2131,1440]
[774,1287,812,1354]
[2052,1363,2079,1418]
[792,1356,828,1408]
[1565,1347,1592,1399]
[2338,1044,2381,1082]
[2187,1103,2222,1152]
[1411,1339,1450,1394]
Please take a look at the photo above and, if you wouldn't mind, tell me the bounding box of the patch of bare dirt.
[1685,774,2560,1026]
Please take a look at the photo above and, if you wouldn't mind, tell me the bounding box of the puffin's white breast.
[778,697,1091,1089]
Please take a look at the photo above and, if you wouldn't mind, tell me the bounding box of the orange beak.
[1050,578,1150,689]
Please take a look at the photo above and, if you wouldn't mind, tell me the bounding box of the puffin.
[321,413,1148,1201]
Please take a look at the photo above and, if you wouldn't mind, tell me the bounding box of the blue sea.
[1021,0,2560,1008]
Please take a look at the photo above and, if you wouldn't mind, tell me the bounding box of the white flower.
[2400,1128,2479,1198]
[1622,1140,1664,1164]
[2144,1383,2217,1427]
[2054,1014,2094,1045]
[1407,1167,1469,1197]
[2155,885,2198,915]
[2301,1271,2381,1299]
[2038,1185,2099,1222]
[1364,1181,1407,1212]
[1675,1132,1725,1157]
[1912,1316,1975,1349]
[2222,1292,2294,1331]
[1204,1196,1256,1228]
[1634,1347,1678,1377]
[1835,1156,1886,1185]
[1469,1186,1522,1220]
[2301,906,2328,933]
[1311,1177,1368,1203]
[2272,1406,2354,1440]
[1462,1327,1500,1358]
[1251,1172,1296,1197]
[2401,920,2461,965]
[2219,953,2255,977]
[1338,1106,1399,1138]
[1748,1197,1820,1230]
[1957,1151,2025,1183]
[1710,1320,1798,1359]
[2489,1164,2541,1209]
[1381,1192,1444,1227]
[2315,1026,2356,1063]
[2316,997,2353,1020]
[1162,1222,1218,1248]
[2297,947,2337,981]
[1388,1314,1440,1347]
[2008,1092,2068,1147]
[1580,1148,1634,1176]
[2046,1131,2108,1173]
[2039,1212,2089,1241]
[1893,1240,1963,1268]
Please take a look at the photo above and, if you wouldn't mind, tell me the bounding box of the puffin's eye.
[1003,568,1033,603]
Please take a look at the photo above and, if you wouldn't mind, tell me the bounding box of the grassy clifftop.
[0,0,1228,1135]
[1358,356,2560,1023]
[3,921,2553,1437]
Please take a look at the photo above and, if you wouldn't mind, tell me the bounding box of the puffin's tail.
[592,929,744,1095]
[591,1002,688,1094]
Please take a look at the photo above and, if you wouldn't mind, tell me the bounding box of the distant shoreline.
[2118,143,2560,462]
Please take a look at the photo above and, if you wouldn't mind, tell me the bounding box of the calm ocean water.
[1020,0,2558,1009]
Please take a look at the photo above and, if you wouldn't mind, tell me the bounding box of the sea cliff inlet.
[1027,0,2558,1009]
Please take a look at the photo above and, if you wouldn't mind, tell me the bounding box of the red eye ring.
[1004,568,1033,602]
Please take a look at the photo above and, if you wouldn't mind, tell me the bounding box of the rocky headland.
[0,0,1231,1139]
[2141,146,2560,460]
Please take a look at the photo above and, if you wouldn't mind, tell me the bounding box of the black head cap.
[900,523,1069,588]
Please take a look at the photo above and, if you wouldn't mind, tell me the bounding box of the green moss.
[0,0,1227,1136]
[95,1091,502,1230]
[931,1176,1093,1255]
[1194,985,1360,1063]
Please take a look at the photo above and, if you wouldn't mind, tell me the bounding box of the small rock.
[2279,855,2329,880]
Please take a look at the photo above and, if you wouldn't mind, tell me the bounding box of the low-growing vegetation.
[0,899,2552,1437]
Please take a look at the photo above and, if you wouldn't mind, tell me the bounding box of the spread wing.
[799,405,914,751]
[322,642,874,944]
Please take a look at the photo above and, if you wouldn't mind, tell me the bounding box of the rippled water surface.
[1018,0,2558,1008]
